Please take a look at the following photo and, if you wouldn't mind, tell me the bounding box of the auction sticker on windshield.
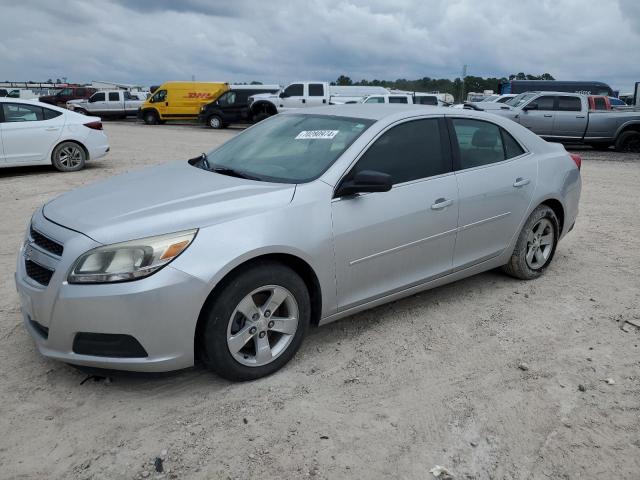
[295,130,339,140]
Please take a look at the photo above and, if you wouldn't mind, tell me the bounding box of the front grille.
[30,226,64,256]
[25,260,54,286]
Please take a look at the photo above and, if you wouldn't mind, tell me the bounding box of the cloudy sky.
[1,0,639,92]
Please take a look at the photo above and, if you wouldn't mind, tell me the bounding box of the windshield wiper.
[211,165,261,181]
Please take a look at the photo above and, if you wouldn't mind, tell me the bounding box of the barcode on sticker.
[295,130,339,140]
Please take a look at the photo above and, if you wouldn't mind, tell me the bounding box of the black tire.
[207,115,223,129]
[200,261,310,381]
[51,141,87,172]
[142,110,159,125]
[253,112,271,123]
[502,205,559,280]
[614,130,640,153]
[591,142,611,151]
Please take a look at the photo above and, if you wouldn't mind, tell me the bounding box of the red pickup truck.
[39,86,96,107]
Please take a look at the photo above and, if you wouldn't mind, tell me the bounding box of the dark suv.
[198,86,280,129]
[39,86,97,107]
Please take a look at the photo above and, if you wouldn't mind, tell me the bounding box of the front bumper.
[16,211,210,372]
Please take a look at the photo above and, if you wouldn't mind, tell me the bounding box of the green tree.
[335,75,353,86]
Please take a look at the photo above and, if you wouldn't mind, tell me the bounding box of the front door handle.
[543,114,552,118]
[513,177,530,187]
[45,127,59,131]
[576,115,585,118]
[431,198,453,210]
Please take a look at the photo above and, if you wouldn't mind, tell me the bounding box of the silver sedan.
[16,105,581,380]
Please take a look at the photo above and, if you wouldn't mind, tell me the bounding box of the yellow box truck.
[139,81,229,124]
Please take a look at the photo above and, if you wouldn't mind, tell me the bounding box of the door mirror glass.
[335,170,392,197]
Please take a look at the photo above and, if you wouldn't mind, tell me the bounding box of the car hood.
[250,92,279,102]
[43,161,296,244]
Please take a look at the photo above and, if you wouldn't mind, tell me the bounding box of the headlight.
[68,229,197,284]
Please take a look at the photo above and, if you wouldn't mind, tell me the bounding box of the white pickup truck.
[248,82,390,120]
[360,93,446,106]
[67,90,144,118]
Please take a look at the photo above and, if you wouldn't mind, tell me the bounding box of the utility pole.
[459,64,467,103]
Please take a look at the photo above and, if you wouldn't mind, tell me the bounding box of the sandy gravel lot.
[0,121,639,480]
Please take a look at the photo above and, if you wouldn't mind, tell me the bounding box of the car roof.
[282,104,478,121]
[0,97,68,112]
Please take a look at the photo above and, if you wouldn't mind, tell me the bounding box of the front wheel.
[208,115,223,129]
[502,205,559,280]
[200,262,310,381]
[51,141,87,172]
[142,110,159,125]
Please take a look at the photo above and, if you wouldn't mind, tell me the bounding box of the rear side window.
[501,129,525,159]
[1,103,45,122]
[452,118,506,169]
[532,96,555,111]
[389,96,408,104]
[558,96,582,111]
[308,84,324,96]
[108,92,119,101]
[43,108,62,120]
[348,118,448,185]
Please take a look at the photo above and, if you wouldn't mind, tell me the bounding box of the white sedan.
[0,98,109,172]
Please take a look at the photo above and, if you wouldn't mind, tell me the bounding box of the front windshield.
[505,93,537,107]
[199,114,374,183]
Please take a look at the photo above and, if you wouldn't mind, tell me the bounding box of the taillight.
[83,121,103,130]
[569,153,582,170]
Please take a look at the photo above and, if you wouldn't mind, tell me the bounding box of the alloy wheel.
[58,145,83,168]
[525,218,554,269]
[226,285,299,367]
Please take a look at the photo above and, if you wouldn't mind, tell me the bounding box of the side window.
[283,83,303,97]
[123,91,133,100]
[417,96,438,105]
[347,119,448,185]
[2,103,45,122]
[364,96,384,103]
[501,128,525,159]
[531,96,555,111]
[308,84,324,96]
[235,91,250,104]
[150,90,166,103]
[452,118,505,169]
[220,92,236,105]
[558,96,582,111]
[108,92,120,101]
[58,88,73,96]
[43,108,62,120]
[389,96,408,104]
[76,88,86,96]
[93,92,106,102]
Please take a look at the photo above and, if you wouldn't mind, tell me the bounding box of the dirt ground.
[0,121,639,480]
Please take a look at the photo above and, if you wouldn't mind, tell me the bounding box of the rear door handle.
[45,127,59,131]
[513,177,530,187]
[543,114,553,118]
[431,198,453,210]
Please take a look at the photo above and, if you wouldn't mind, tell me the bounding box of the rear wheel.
[51,141,86,172]
[208,115,223,129]
[502,205,559,280]
[615,131,640,153]
[143,110,159,125]
[200,262,310,381]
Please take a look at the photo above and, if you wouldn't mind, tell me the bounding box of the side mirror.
[335,170,392,198]
[523,103,538,111]
[88,96,96,103]
[279,91,287,98]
